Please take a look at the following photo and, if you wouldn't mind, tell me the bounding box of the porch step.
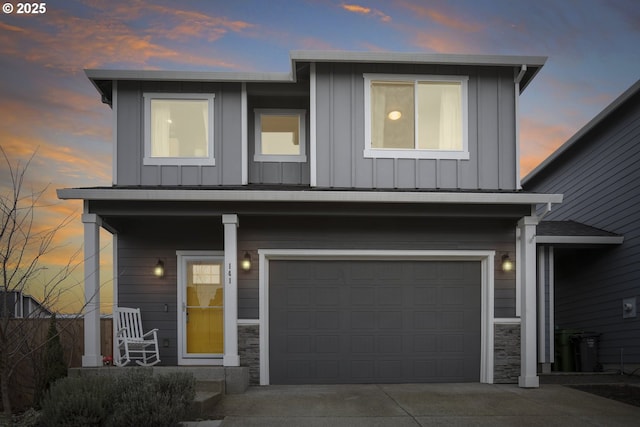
[187,380,225,420]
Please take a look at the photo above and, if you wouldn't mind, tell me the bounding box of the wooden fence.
[4,317,113,412]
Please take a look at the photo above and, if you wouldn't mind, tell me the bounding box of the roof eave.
[57,188,562,205]
[291,50,546,92]
[536,235,624,245]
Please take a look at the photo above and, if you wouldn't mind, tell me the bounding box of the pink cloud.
[520,117,573,177]
[341,3,391,22]
[396,0,482,32]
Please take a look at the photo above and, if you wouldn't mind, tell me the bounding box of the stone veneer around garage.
[494,322,521,383]
[238,323,260,385]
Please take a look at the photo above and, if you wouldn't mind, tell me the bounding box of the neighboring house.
[523,80,640,373]
[0,291,52,318]
[58,51,562,388]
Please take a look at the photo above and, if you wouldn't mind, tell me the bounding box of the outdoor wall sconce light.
[501,254,514,272]
[154,259,165,278]
[241,252,252,271]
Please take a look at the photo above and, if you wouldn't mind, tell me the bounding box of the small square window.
[254,109,306,162]
[144,93,215,166]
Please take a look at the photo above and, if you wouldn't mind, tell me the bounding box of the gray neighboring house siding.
[523,80,640,368]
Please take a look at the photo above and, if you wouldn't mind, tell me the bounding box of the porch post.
[518,216,539,388]
[81,213,102,367]
[222,214,240,366]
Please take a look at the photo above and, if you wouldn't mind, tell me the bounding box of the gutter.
[514,64,527,190]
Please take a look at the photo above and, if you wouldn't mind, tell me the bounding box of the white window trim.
[143,93,215,166]
[258,249,495,385]
[363,74,469,160]
[254,108,307,163]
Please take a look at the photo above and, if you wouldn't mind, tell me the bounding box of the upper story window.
[254,109,307,163]
[144,93,215,166]
[364,74,469,160]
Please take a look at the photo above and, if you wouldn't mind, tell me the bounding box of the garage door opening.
[267,259,482,384]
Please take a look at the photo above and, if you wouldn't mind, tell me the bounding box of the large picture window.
[144,93,215,165]
[254,109,306,162]
[364,74,468,159]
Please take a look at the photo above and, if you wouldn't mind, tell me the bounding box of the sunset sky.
[1,0,639,313]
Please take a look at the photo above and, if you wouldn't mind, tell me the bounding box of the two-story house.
[58,51,561,389]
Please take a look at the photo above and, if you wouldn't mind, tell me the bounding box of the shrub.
[39,370,196,427]
[34,315,68,407]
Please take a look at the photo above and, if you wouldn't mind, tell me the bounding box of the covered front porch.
[80,212,243,369]
[57,187,565,388]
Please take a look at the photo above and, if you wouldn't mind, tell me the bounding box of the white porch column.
[81,213,102,367]
[518,216,539,388]
[222,214,240,366]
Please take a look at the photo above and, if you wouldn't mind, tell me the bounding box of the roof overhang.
[536,220,624,245]
[290,50,546,91]
[57,187,562,205]
[87,50,547,105]
[536,235,624,245]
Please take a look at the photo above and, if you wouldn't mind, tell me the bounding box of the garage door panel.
[413,287,439,305]
[378,311,403,329]
[270,260,481,384]
[315,287,340,305]
[350,287,375,305]
[315,311,340,329]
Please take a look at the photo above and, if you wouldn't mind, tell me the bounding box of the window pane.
[186,261,223,354]
[417,82,462,150]
[150,99,209,158]
[260,115,300,155]
[371,81,414,149]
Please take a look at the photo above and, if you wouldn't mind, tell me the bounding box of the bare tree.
[0,147,82,416]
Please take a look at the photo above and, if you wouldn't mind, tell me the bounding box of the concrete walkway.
[207,383,640,426]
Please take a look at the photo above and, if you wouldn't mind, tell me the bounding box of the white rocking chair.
[114,307,160,367]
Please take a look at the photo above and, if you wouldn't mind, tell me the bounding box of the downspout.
[514,65,527,190]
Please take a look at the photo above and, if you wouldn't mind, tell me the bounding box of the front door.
[177,252,224,364]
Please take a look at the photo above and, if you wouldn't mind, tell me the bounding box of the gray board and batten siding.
[115,80,245,187]
[523,81,640,367]
[314,62,518,190]
[112,61,521,191]
[114,214,519,365]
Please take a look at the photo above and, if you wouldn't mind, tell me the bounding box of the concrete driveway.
[209,383,640,426]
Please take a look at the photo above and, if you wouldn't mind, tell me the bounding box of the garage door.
[269,260,481,384]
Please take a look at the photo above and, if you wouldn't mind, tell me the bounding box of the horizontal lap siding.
[314,63,516,190]
[116,215,518,364]
[238,216,517,319]
[116,218,224,365]
[116,81,243,186]
[526,93,640,365]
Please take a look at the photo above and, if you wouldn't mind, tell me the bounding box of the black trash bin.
[554,329,582,371]
[574,333,601,372]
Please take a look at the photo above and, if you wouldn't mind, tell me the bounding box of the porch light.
[388,110,402,120]
[501,254,513,272]
[241,252,252,271]
[154,260,165,278]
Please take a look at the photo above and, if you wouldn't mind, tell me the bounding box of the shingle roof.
[536,220,623,245]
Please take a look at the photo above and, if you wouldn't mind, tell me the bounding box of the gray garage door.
[269,260,481,384]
